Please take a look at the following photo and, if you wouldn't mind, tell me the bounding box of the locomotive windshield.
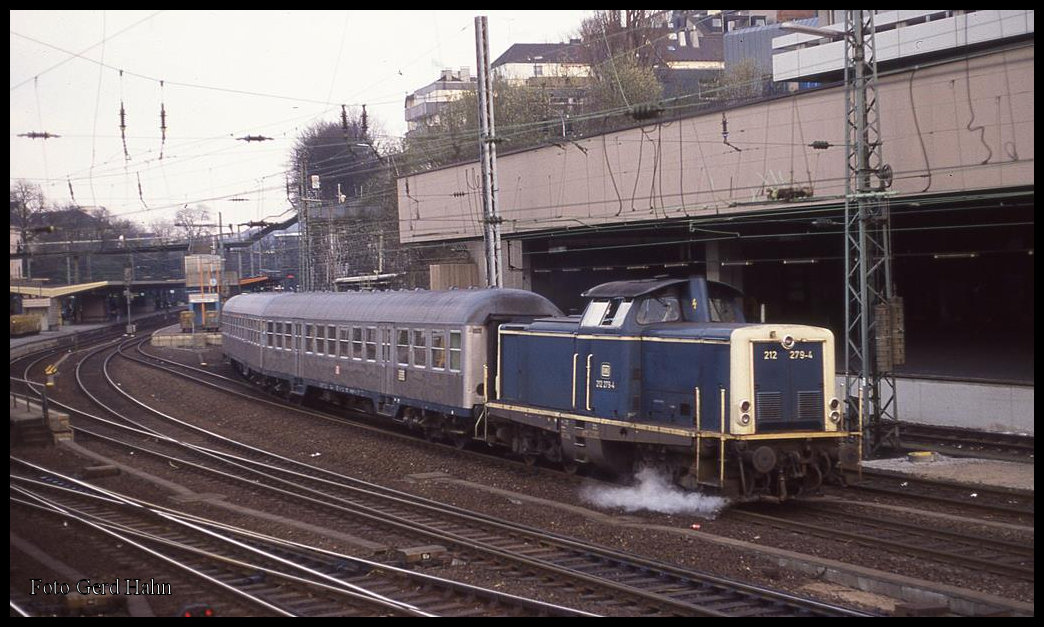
[635,293,681,324]
[707,283,744,322]
[580,298,633,328]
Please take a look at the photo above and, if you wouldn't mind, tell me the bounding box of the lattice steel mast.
[843,10,903,455]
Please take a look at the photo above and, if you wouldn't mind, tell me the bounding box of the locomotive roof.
[581,276,744,300]
[222,288,561,325]
[581,277,690,299]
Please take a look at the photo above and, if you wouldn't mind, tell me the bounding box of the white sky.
[10,10,592,230]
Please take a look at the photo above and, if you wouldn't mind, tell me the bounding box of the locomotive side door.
[573,333,594,414]
[574,297,633,415]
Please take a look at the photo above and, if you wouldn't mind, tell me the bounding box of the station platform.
[9,311,181,359]
[10,394,71,446]
[149,323,222,348]
[860,454,1033,492]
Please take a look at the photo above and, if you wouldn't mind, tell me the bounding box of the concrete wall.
[397,46,1033,244]
[835,376,1034,436]
[895,378,1034,436]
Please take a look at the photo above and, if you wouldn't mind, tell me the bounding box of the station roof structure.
[10,279,185,299]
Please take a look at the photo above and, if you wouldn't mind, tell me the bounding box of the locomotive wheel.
[561,461,579,475]
[751,445,777,474]
[451,434,470,449]
[522,454,538,467]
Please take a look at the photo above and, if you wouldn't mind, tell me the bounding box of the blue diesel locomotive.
[222,277,857,500]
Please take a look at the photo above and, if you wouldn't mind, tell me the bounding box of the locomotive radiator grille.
[756,391,782,422]
[797,390,823,422]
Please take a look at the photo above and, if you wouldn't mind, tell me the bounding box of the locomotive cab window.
[636,293,681,324]
[580,298,633,328]
[707,283,744,323]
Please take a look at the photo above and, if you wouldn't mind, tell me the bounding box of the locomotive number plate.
[762,349,815,360]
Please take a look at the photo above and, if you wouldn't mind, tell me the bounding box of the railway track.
[23,335,871,617]
[730,501,1033,582]
[11,461,591,617]
[845,468,1034,518]
[20,331,1033,616]
[895,422,1034,463]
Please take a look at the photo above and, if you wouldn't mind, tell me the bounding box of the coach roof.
[222,289,561,325]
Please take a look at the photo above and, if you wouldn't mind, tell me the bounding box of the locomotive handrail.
[585,354,592,411]
[571,353,578,409]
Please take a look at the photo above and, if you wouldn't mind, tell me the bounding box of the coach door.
[379,326,394,395]
[293,322,303,380]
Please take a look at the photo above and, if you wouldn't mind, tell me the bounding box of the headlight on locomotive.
[739,400,752,425]
[829,397,842,423]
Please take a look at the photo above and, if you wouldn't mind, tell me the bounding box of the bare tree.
[175,205,213,242]
[10,179,49,240]
[148,218,176,239]
[288,108,379,206]
[575,10,663,135]
[579,10,661,69]
[10,180,52,279]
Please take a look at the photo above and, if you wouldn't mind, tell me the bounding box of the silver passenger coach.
[222,290,560,436]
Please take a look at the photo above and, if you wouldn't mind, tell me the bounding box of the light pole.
[123,260,135,335]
